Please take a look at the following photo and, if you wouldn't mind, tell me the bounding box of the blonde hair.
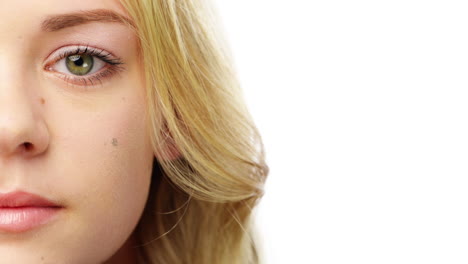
[117,0,269,263]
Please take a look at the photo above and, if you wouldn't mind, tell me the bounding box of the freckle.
[121,97,126,101]
[112,138,118,146]
[40,98,45,105]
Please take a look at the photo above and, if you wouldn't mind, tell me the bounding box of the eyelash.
[46,45,125,87]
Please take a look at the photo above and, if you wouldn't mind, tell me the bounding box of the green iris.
[66,54,94,76]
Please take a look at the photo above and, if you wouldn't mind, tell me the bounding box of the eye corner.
[43,64,53,72]
[43,58,59,72]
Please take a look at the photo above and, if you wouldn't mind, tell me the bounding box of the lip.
[0,191,63,233]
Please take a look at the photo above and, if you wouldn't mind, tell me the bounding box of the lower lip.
[0,207,62,233]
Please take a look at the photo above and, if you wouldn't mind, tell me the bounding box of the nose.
[0,103,49,158]
[0,69,50,159]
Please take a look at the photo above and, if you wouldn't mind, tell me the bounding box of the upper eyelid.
[43,44,120,69]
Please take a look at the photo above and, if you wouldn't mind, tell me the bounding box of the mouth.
[0,191,63,233]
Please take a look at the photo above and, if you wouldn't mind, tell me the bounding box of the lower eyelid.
[51,65,125,88]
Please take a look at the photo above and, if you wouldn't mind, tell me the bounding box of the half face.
[0,0,154,263]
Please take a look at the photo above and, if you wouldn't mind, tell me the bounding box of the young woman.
[0,0,268,263]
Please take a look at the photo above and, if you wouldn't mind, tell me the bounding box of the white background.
[215,1,468,263]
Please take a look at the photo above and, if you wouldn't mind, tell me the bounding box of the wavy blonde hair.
[117,0,269,263]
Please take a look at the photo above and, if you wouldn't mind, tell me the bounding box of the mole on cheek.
[112,138,119,147]
[40,98,45,105]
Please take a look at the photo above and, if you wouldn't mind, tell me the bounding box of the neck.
[103,233,139,264]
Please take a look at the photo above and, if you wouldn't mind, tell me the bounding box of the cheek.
[60,97,153,202]
[72,105,153,210]
[46,95,154,262]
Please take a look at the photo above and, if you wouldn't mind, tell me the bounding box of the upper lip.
[0,191,61,208]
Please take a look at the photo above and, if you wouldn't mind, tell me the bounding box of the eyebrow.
[41,9,135,32]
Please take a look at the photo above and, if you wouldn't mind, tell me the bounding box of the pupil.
[74,57,84,66]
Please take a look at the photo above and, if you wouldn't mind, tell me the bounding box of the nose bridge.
[0,48,35,116]
[0,49,49,158]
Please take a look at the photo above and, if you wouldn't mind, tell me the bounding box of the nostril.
[23,142,33,151]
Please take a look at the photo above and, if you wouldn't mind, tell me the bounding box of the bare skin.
[0,0,163,263]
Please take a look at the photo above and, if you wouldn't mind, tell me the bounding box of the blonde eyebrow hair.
[41,9,135,32]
